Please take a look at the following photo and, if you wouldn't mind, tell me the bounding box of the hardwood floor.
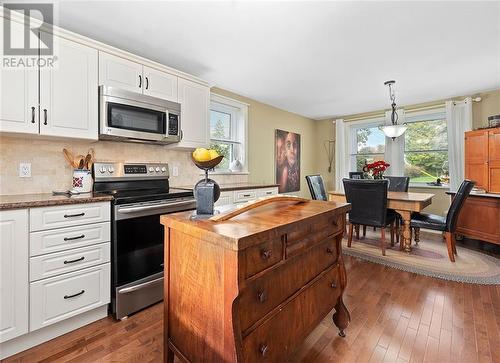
[4,255,500,363]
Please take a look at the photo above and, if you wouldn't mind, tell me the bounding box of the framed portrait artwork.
[275,129,301,193]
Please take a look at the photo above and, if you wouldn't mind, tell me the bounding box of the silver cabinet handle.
[118,277,163,294]
[119,200,195,214]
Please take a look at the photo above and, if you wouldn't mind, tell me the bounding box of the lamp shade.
[380,124,407,139]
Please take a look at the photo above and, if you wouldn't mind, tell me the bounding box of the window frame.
[348,119,386,172]
[209,93,249,174]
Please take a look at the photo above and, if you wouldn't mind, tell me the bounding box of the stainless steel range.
[93,162,195,319]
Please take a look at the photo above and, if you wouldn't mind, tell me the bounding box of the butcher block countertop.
[0,192,113,210]
[175,182,279,192]
[161,199,350,251]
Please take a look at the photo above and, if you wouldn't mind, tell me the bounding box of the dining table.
[328,190,435,253]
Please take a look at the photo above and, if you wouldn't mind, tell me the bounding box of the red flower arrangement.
[363,160,390,179]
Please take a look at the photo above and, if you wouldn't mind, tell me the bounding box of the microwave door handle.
[119,200,195,213]
[165,111,170,138]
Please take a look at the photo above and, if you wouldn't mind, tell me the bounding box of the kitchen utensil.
[84,154,92,170]
[63,148,76,168]
[78,158,85,169]
[87,148,95,170]
[74,154,85,169]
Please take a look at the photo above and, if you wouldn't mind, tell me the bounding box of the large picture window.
[350,125,386,171]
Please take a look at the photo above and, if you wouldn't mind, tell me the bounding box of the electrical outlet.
[19,162,31,178]
[172,166,179,177]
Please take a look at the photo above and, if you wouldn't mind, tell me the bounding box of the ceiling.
[55,1,500,119]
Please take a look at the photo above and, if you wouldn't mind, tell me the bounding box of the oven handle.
[117,277,164,294]
[118,200,195,214]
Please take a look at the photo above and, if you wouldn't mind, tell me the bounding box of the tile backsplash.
[0,135,248,195]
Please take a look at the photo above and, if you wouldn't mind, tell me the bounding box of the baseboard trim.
[0,305,108,360]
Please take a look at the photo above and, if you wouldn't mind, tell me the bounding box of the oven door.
[112,198,195,319]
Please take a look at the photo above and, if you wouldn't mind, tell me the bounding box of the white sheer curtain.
[335,119,348,191]
[383,109,405,176]
[446,98,472,191]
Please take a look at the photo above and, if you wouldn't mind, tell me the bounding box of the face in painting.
[285,133,298,166]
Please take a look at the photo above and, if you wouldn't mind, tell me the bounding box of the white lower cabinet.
[0,209,29,343]
[215,187,279,207]
[30,264,110,331]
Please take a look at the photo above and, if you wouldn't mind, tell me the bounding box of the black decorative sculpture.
[191,155,223,219]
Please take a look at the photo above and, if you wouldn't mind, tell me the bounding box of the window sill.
[409,183,449,190]
[199,171,250,176]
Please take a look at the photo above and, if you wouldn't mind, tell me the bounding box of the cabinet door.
[488,129,500,193]
[0,209,29,343]
[143,66,178,102]
[176,78,209,149]
[39,33,98,140]
[465,130,489,190]
[98,52,143,93]
[0,19,38,134]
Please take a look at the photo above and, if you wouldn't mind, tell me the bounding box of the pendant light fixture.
[380,80,407,140]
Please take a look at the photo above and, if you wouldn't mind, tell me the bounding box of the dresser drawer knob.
[257,290,267,303]
[259,344,269,357]
[326,247,334,254]
[261,249,272,260]
[331,282,337,289]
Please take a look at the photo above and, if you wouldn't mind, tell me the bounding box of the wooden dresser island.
[160,199,351,362]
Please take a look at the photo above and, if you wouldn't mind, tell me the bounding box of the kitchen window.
[210,94,248,172]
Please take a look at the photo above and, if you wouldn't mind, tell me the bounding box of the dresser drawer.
[239,237,338,332]
[242,264,341,362]
[30,243,110,282]
[234,189,258,203]
[243,237,283,278]
[30,222,110,256]
[286,213,343,258]
[257,188,278,197]
[30,202,110,232]
[30,264,110,331]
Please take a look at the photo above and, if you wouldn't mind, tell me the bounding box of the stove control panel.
[93,162,170,180]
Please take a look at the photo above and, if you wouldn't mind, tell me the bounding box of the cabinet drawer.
[30,222,110,256]
[30,243,110,281]
[234,189,258,203]
[242,265,341,362]
[30,264,110,331]
[239,237,338,332]
[257,188,278,197]
[30,202,110,231]
[244,238,283,278]
[286,213,343,258]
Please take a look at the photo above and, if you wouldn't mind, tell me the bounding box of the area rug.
[342,230,500,284]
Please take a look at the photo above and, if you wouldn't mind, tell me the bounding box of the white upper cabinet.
[143,66,178,102]
[0,209,29,343]
[98,52,143,93]
[40,34,98,140]
[0,19,38,134]
[177,78,210,149]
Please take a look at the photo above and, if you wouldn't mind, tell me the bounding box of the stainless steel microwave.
[99,86,181,144]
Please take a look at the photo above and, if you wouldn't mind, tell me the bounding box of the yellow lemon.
[208,149,219,160]
[193,148,211,162]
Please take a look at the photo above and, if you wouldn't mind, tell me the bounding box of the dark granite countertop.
[175,183,279,192]
[446,191,500,199]
[0,192,114,210]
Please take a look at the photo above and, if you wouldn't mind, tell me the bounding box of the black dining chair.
[343,179,397,256]
[383,176,410,244]
[410,179,474,262]
[305,175,328,201]
[349,172,364,179]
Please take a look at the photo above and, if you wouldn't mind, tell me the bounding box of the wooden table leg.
[397,210,412,253]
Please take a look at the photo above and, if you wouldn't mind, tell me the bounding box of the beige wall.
[211,88,318,198]
[472,89,500,129]
[314,119,336,190]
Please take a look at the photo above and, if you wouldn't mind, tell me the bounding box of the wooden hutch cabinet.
[465,127,500,193]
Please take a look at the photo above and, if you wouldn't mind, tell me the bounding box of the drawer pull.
[243,194,252,197]
[257,290,267,303]
[331,282,337,289]
[64,234,85,241]
[266,191,273,195]
[261,249,272,260]
[64,212,85,218]
[64,256,85,264]
[326,247,334,254]
[64,289,85,299]
[259,344,269,357]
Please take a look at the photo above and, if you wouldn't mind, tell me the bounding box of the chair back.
[349,172,364,179]
[445,179,475,232]
[305,175,327,201]
[342,179,389,228]
[384,176,410,192]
